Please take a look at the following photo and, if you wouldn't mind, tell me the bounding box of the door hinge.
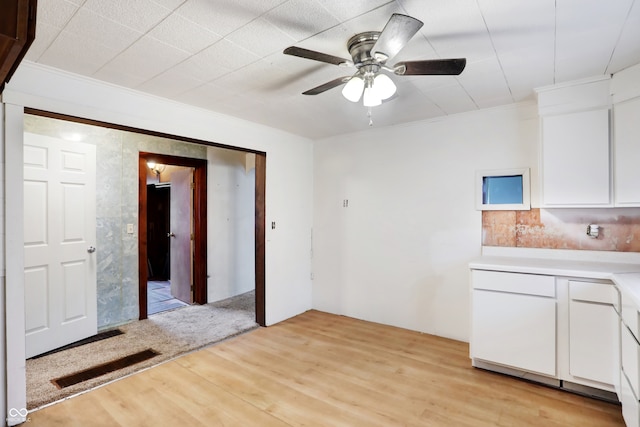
[190,182,195,190]
[190,233,194,240]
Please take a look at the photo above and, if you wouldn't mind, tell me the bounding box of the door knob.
[167,232,176,238]
[87,246,96,253]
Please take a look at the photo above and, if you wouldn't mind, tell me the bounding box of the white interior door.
[23,132,97,358]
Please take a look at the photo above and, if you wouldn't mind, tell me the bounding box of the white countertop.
[469,255,640,279]
[612,272,640,311]
[470,248,640,310]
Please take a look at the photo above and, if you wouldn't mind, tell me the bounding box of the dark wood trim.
[138,157,149,319]
[255,153,266,326]
[193,162,208,304]
[0,0,37,94]
[138,152,208,320]
[24,108,263,154]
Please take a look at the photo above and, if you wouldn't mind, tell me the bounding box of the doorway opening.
[145,165,193,315]
[138,153,207,320]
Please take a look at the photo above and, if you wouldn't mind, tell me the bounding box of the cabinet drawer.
[570,281,618,305]
[622,323,640,399]
[472,270,555,297]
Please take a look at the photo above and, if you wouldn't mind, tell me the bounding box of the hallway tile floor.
[147,281,189,315]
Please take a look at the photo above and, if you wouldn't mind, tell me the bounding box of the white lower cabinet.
[621,286,640,427]
[472,290,556,376]
[568,280,619,386]
[471,270,557,376]
[471,271,619,396]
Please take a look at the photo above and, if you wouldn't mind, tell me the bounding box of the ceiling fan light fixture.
[373,73,396,100]
[342,75,365,102]
[363,85,382,107]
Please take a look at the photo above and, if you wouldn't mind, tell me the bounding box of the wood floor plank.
[26,310,624,426]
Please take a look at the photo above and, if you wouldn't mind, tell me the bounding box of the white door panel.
[23,132,97,358]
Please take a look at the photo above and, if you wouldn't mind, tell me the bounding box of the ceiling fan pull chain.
[367,107,373,126]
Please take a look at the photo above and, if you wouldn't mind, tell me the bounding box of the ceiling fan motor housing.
[347,31,383,72]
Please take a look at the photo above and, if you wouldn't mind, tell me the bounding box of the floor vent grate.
[51,349,160,389]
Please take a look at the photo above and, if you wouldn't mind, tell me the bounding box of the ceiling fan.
[283,13,466,109]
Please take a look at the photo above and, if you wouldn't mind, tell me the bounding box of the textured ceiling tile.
[198,39,261,72]
[607,0,640,73]
[64,8,143,52]
[151,0,187,10]
[457,56,513,107]
[38,30,119,75]
[92,67,148,88]
[477,0,555,55]
[37,0,80,28]
[83,0,172,33]
[409,74,462,93]
[402,0,495,61]
[213,60,291,95]
[148,13,222,54]
[424,83,478,115]
[315,0,394,22]
[100,36,190,81]
[19,0,640,139]
[370,82,445,127]
[226,18,296,58]
[176,81,239,107]
[340,3,403,36]
[136,67,206,98]
[499,49,555,101]
[176,0,286,37]
[166,56,232,84]
[555,0,634,81]
[24,22,60,61]
[289,24,355,60]
[264,0,341,41]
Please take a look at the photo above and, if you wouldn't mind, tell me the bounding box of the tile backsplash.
[483,208,640,252]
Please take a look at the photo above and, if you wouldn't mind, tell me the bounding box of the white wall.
[312,103,539,342]
[2,62,313,418]
[0,103,6,423]
[207,148,256,302]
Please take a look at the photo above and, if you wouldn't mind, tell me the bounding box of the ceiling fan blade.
[284,46,352,67]
[302,76,352,95]
[393,58,467,75]
[371,14,424,62]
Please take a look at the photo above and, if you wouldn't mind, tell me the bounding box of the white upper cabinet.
[541,109,611,206]
[536,76,612,207]
[613,94,640,207]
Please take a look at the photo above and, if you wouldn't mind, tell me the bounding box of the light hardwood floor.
[25,310,624,426]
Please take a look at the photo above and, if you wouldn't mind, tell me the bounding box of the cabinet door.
[614,97,640,206]
[541,109,611,206]
[472,290,556,376]
[568,281,618,386]
[569,300,617,385]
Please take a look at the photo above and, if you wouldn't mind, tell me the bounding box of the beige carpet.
[27,290,257,409]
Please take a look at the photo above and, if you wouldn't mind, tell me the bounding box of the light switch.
[127,223,134,234]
